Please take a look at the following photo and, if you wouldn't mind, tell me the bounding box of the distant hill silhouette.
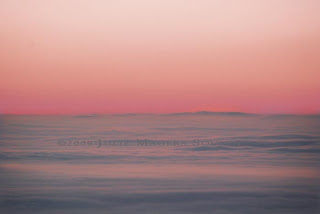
[166,111,257,116]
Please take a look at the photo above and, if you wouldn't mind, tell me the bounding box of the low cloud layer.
[1,114,319,213]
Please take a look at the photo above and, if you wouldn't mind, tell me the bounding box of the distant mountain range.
[166,111,257,116]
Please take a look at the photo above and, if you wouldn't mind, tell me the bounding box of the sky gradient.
[1,0,320,114]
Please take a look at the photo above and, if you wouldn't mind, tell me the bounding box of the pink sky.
[1,0,320,114]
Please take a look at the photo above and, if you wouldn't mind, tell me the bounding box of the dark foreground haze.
[1,113,320,214]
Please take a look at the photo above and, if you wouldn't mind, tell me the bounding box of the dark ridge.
[164,111,258,116]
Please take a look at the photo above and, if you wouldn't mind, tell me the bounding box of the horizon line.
[1,111,319,116]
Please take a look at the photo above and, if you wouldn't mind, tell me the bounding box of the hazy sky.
[1,0,320,114]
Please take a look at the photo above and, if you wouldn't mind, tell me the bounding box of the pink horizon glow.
[1,0,320,114]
